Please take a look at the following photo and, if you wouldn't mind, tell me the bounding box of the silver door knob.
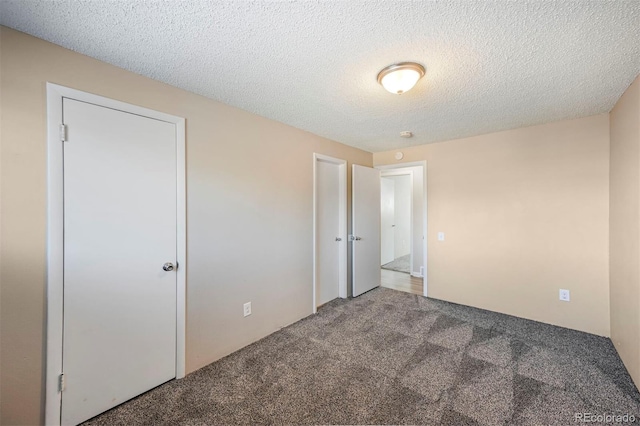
[335,237,342,241]
[163,262,175,271]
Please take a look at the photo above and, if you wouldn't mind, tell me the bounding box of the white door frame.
[313,153,347,313]
[45,83,187,425]
[376,161,428,297]
[380,170,415,276]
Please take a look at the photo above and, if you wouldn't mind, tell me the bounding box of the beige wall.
[610,74,640,386]
[375,115,611,336]
[0,27,372,425]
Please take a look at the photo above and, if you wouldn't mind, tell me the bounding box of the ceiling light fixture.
[377,62,425,95]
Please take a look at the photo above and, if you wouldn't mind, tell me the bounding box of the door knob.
[335,237,342,241]
[355,236,362,241]
[163,262,175,272]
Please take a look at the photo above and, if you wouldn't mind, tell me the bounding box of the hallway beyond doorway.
[381,254,410,274]
[381,269,422,295]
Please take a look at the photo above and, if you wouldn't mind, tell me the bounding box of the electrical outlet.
[559,289,570,302]
[438,232,445,241]
[243,302,252,317]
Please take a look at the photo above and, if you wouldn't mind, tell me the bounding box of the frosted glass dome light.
[377,62,425,95]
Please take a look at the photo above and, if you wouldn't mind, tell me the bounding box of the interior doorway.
[376,162,427,296]
[46,84,186,425]
[380,173,413,274]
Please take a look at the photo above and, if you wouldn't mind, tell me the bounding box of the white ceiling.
[2,1,639,153]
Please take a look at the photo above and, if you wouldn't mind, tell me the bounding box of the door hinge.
[59,124,67,142]
[58,373,65,392]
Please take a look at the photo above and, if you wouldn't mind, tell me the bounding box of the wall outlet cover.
[559,289,570,302]
[243,302,252,317]
[437,232,445,241]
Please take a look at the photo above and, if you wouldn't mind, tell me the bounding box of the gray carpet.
[382,254,411,274]
[84,287,640,425]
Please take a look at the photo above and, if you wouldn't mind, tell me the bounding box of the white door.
[352,165,381,297]
[380,177,395,265]
[316,160,340,306]
[62,98,177,425]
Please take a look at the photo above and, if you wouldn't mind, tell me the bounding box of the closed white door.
[62,98,177,425]
[352,165,381,297]
[380,177,395,265]
[316,160,341,306]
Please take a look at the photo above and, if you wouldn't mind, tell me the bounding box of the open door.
[352,165,381,297]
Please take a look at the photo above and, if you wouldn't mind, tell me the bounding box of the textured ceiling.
[2,1,639,153]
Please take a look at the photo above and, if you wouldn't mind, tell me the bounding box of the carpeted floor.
[382,254,411,274]
[84,287,640,426]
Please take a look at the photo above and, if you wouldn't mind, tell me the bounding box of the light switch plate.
[438,232,445,241]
